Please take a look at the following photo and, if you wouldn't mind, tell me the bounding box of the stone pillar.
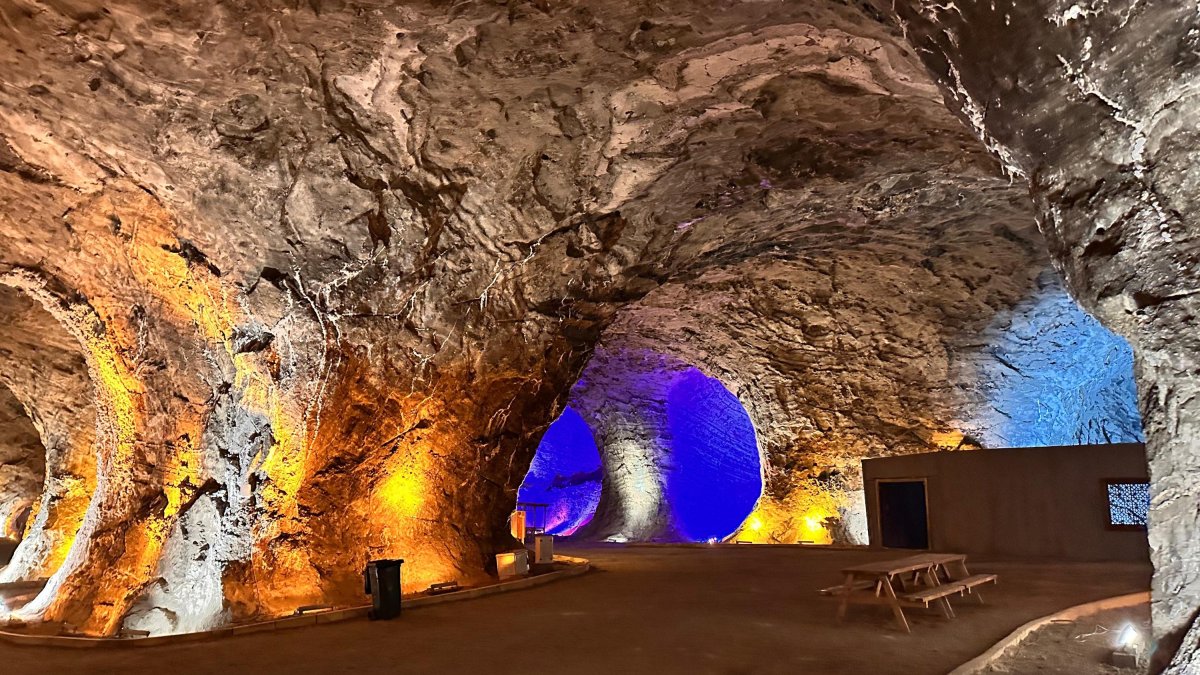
[572,349,692,541]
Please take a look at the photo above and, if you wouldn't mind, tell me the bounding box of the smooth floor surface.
[2,545,1150,675]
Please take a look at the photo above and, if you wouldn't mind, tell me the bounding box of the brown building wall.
[862,444,1150,562]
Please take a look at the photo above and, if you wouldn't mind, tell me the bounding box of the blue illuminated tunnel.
[665,369,763,542]
[517,407,603,536]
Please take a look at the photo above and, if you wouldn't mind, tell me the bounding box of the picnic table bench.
[830,552,997,632]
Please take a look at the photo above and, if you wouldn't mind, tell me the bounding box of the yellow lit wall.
[733,479,850,545]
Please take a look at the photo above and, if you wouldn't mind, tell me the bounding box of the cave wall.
[515,407,602,536]
[0,386,43,543]
[888,1,1199,668]
[664,367,762,542]
[568,253,1142,546]
[0,0,1002,634]
[0,0,1176,654]
[0,285,97,587]
[570,350,691,541]
[957,270,1143,448]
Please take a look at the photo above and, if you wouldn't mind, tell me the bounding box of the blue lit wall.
[970,277,1144,447]
[517,407,603,535]
[665,369,763,542]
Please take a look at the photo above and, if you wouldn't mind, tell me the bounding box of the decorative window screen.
[1106,481,1150,529]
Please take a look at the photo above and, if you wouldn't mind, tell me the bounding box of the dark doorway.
[878,480,929,549]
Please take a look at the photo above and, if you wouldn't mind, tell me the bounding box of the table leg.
[934,563,950,584]
[950,559,970,580]
[837,573,855,622]
[881,575,911,633]
[952,559,985,604]
[924,568,955,619]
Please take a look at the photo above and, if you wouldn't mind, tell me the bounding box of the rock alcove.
[0,0,1196,669]
[516,407,602,537]
[562,357,765,544]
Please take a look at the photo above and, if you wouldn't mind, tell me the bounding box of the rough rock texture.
[0,0,1168,654]
[567,257,1140,545]
[570,351,763,542]
[0,386,42,542]
[0,0,1001,634]
[956,270,1143,449]
[0,284,97,587]
[513,406,601,536]
[570,350,695,542]
[888,1,1199,668]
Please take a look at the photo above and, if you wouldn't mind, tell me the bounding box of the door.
[878,480,929,549]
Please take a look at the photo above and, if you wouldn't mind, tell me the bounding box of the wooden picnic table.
[831,553,997,633]
[893,553,971,586]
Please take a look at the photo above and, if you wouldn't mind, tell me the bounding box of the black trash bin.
[363,558,404,620]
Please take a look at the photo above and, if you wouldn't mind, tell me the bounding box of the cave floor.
[2,545,1149,675]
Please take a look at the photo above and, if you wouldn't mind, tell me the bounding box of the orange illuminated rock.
[0,2,1187,666]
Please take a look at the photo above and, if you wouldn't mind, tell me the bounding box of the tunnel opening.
[664,368,763,543]
[517,407,603,536]
[0,384,45,564]
[0,282,100,611]
[561,352,769,544]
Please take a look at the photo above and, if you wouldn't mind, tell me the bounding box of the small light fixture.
[1116,623,1142,649]
[1109,622,1144,668]
[295,604,333,616]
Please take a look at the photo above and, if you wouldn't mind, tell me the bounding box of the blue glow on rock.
[971,277,1144,447]
[665,369,763,542]
[517,407,602,536]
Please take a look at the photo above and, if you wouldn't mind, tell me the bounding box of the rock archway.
[0,385,44,547]
[569,353,764,543]
[0,283,98,593]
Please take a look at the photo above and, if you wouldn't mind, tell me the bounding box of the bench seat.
[819,579,878,596]
[955,573,998,591]
[899,582,966,607]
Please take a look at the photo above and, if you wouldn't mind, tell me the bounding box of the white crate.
[496,549,529,580]
[532,534,554,564]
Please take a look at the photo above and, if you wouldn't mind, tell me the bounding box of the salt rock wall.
[0,285,97,587]
[0,387,43,543]
[514,407,602,537]
[570,351,694,542]
[957,270,1143,449]
[570,352,762,542]
[572,256,1141,546]
[888,1,1200,668]
[0,0,1168,647]
[0,0,1008,635]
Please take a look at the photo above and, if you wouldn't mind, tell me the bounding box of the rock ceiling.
[0,0,1195,668]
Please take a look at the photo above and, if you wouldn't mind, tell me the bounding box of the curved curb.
[947,591,1150,675]
[0,555,590,649]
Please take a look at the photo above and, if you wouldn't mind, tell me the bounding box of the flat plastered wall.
[862,444,1149,561]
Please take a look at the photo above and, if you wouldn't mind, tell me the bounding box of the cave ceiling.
[0,0,1194,667]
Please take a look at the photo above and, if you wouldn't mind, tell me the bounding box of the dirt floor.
[0,544,1150,675]
[983,604,1151,674]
